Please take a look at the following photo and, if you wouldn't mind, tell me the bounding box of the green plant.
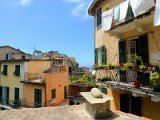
[69,75,78,85]
[103,4,110,11]
[124,62,133,67]
[128,54,142,65]
[149,72,160,88]
[139,64,147,70]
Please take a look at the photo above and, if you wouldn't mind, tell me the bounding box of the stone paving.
[0,105,148,120]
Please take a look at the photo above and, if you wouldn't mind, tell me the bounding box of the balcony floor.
[0,104,149,120]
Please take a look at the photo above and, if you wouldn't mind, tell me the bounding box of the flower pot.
[134,80,140,88]
[141,68,147,72]
[132,66,138,71]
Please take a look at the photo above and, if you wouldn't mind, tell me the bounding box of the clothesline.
[102,0,158,31]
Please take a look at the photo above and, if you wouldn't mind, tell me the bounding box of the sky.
[0,0,94,67]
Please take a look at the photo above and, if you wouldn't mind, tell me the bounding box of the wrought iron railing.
[95,67,160,93]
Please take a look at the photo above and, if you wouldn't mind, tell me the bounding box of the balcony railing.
[24,72,45,80]
[95,66,160,95]
[0,98,26,109]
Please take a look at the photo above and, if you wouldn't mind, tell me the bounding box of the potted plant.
[134,80,140,88]
[139,64,147,72]
[124,62,133,70]
[149,72,160,92]
[103,4,109,12]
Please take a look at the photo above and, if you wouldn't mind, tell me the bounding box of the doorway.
[34,89,42,108]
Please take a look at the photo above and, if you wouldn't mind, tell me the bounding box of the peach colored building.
[21,65,69,107]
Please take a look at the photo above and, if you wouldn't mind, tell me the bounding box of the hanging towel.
[102,9,113,31]
[114,6,120,22]
[119,0,129,21]
[129,0,155,17]
[154,0,160,26]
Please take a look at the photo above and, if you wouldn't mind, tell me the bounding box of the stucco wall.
[25,61,51,73]
[107,88,160,120]
[0,62,24,100]
[45,72,68,106]
[23,84,45,107]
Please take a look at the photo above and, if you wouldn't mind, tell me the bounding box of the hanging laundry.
[125,2,134,20]
[154,0,160,26]
[119,0,129,21]
[102,9,113,31]
[129,0,155,17]
[114,6,120,22]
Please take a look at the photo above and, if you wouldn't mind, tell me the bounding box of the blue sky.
[0,0,94,67]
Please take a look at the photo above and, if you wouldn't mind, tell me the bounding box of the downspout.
[45,84,47,107]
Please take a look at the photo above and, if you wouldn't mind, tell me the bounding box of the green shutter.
[119,40,126,64]
[52,89,56,99]
[101,46,106,64]
[125,3,134,20]
[95,49,98,64]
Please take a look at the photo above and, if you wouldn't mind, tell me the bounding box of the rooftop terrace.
[0,105,149,120]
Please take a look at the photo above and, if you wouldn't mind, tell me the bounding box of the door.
[120,94,130,113]
[34,89,42,108]
[131,96,141,116]
[14,88,19,100]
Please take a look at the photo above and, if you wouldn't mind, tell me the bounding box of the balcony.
[95,65,160,102]
[21,72,45,85]
[102,0,156,36]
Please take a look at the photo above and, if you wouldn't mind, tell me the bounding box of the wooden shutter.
[95,49,98,64]
[119,40,126,64]
[0,86,2,102]
[6,87,9,104]
[136,34,149,65]
[101,46,106,64]
[125,3,134,20]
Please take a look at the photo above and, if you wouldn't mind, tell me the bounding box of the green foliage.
[128,54,142,65]
[124,62,134,67]
[149,72,160,88]
[103,4,110,11]
[69,75,78,85]
[69,74,94,86]
[139,64,147,69]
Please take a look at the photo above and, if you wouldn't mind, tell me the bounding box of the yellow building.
[0,60,51,107]
[89,0,160,120]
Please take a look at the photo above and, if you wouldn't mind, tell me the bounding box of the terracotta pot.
[132,66,138,71]
[134,80,140,88]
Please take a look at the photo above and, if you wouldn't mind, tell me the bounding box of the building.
[21,64,68,107]
[0,60,51,108]
[89,0,160,120]
[0,46,31,60]
[33,50,79,73]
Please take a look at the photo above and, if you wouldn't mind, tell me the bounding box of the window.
[13,65,20,76]
[22,56,25,60]
[100,46,106,64]
[97,9,102,28]
[2,65,8,75]
[6,54,9,60]
[51,89,56,99]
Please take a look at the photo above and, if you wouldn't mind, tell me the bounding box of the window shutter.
[119,40,126,64]
[125,3,134,20]
[95,49,98,64]
[101,46,106,64]
[136,34,149,65]
[0,86,2,102]
[6,87,9,104]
